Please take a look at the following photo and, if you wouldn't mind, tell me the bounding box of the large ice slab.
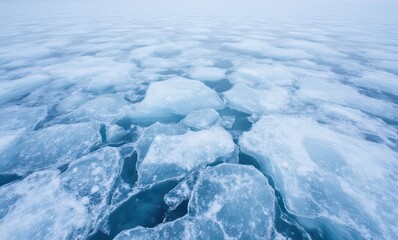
[129,77,224,123]
[240,115,398,239]
[115,164,276,240]
[0,147,122,240]
[0,122,101,175]
[137,126,235,185]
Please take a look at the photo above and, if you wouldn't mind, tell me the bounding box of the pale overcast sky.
[1,0,397,19]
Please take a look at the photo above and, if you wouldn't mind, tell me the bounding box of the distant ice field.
[0,9,397,240]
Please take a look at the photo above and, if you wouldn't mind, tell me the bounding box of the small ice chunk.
[0,122,101,175]
[115,164,276,240]
[0,147,121,240]
[106,124,127,144]
[223,84,289,114]
[189,67,225,81]
[183,109,220,130]
[137,127,235,185]
[220,115,235,129]
[164,180,192,211]
[129,77,224,123]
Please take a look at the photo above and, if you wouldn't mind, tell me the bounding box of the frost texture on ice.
[0,122,101,175]
[240,115,398,239]
[137,126,235,185]
[115,164,276,240]
[0,147,122,240]
[0,106,47,155]
[0,106,46,131]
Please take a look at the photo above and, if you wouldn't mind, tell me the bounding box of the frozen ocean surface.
[0,0,398,239]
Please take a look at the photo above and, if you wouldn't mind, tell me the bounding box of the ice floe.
[129,77,223,123]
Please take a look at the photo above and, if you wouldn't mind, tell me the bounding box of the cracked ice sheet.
[0,147,122,240]
[240,115,398,239]
[0,4,397,240]
[115,164,276,240]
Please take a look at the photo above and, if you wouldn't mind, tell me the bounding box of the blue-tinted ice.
[0,2,398,239]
